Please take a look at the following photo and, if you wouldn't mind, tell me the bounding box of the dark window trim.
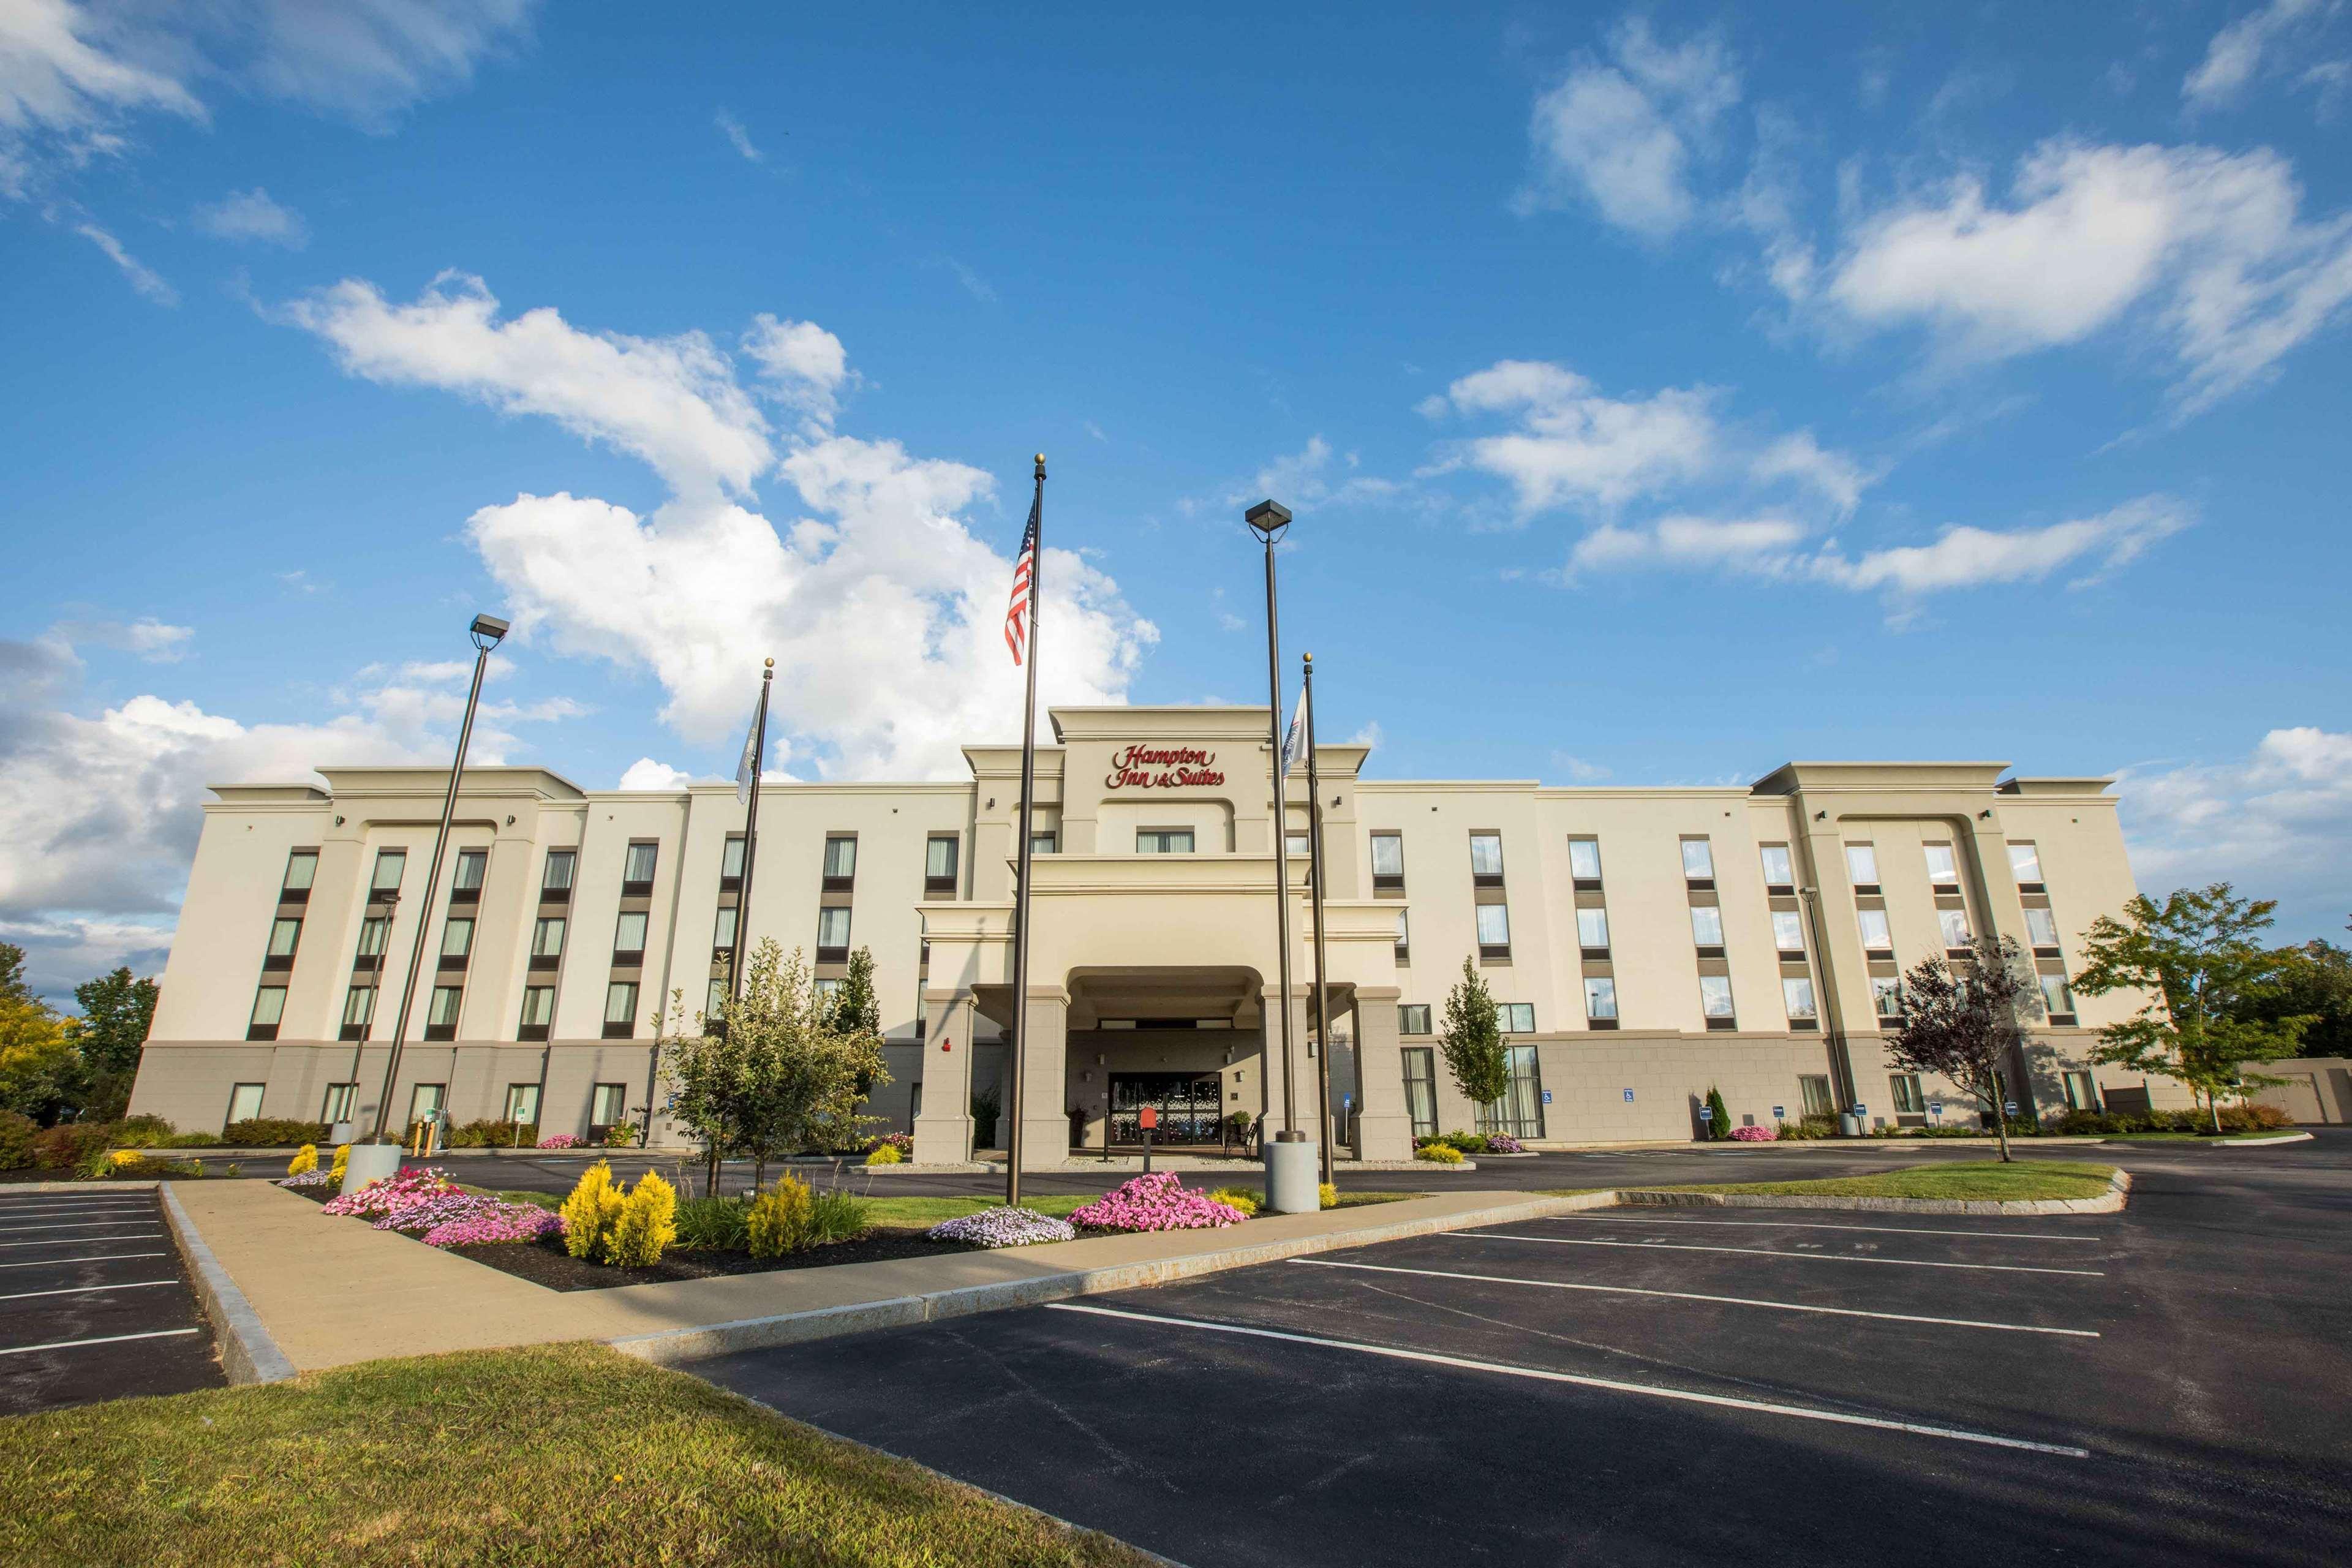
[619,881,654,899]
[1705,1016,1738,1031]
[437,953,469,971]
[611,949,646,969]
[600,1020,635,1040]
[529,953,560,971]
[1478,943,1512,962]
[337,1023,367,1042]
[816,945,850,965]
[278,886,311,907]
[262,953,295,972]
[1588,1017,1620,1031]
[539,886,573,905]
[424,1022,458,1042]
[1694,945,1725,960]
[450,886,481,904]
[518,1022,551,1042]
[246,1023,279,1042]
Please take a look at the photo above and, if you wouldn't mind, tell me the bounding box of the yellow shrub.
[328,1144,350,1185]
[747,1175,816,1259]
[864,1144,904,1166]
[1319,1182,1338,1210]
[108,1149,139,1168]
[1414,1142,1464,1165]
[560,1161,625,1261]
[287,1144,318,1177]
[1206,1186,1260,1216]
[606,1170,677,1267]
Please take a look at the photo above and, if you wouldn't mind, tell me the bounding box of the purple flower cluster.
[421,1204,564,1248]
[1069,1172,1246,1234]
[1730,1125,1776,1142]
[1486,1133,1526,1153]
[320,1166,457,1219]
[537,1134,582,1149]
[864,1132,914,1155]
[927,1205,1078,1248]
[277,1169,332,1189]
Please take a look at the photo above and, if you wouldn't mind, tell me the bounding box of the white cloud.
[1821,138,2352,416]
[617,756,692,791]
[1750,431,1868,516]
[48,617,194,662]
[741,313,849,429]
[195,186,307,247]
[2119,725,2352,940]
[2183,0,2334,111]
[74,221,175,304]
[216,0,538,129]
[1225,435,1404,513]
[1349,722,1384,752]
[1569,513,1807,573]
[714,107,762,162]
[1519,17,1740,239]
[1422,361,1721,512]
[0,0,203,197]
[935,255,998,304]
[1550,751,1610,783]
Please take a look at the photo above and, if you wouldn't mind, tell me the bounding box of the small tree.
[688,940,890,1189]
[1704,1085,1732,1142]
[1439,957,1510,1114]
[824,946,882,1038]
[73,967,159,1121]
[1884,934,2043,1162]
[654,987,755,1197]
[2071,884,2311,1133]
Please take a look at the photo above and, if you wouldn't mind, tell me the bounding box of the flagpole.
[1246,500,1299,1142]
[729,659,774,1006]
[1303,652,1336,1186]
[1006,454,1045,1208]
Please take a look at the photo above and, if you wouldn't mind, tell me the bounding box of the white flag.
[734,709,761,805]
[1280,685,1308,775]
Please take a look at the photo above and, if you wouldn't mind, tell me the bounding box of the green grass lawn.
[0,1343,1157,1568]
[1635,1159,2119,1201]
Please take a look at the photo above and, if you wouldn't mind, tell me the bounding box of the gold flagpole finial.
[763,657,774,670]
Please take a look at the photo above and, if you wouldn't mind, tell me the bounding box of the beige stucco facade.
[127,704,2184,1163]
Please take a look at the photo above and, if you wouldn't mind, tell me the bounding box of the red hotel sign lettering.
[1105,745,1225,789]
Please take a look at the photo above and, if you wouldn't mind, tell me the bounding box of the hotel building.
[126,704,2179,1163]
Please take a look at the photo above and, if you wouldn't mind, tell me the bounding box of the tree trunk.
[704,1142,720,1199]
[1984,1068,2013,1163]
[2207,1087,2222,1136]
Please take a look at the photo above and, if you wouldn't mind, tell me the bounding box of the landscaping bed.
[1634,1159,2120,1203]
[453,1227,971,1291]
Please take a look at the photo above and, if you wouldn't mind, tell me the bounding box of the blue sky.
[4,1,2348,996]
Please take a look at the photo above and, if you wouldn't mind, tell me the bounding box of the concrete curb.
[607,1190,1618,1365]
[0,1179,161,1194]
[2214,1131,2314,1146]
[158,1180,298,1385]
[1615,1167,2133,1216]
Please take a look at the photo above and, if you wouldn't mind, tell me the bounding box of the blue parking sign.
[1771,1105,1785,1118]
[1623,1088,1635,1102]
[1541,1090,1553,1104]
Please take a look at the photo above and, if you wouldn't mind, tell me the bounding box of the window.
[591,1082,628,1126]
[1891,1073,1925,1114]
[1394,909,1410,957]
[705,978,728,1018]
[926,835,960,883]
[505,1084,541,1125]
[1469,832,1505,879]
[815,976,843,1000]
[1577,907,1610,951]
[1758,845,1793,888]
[1800,1075,1835,1117]
[721,837,745,881]
[712,905,738,951]
[1772,910,1806,953]
[320,1082,356,1123]
[1857,908,1893,951]
[2024,906,2060,949]
[816,906,853,954]
[619,842,658,892]
[603,981,639,1037]
[2008,842,2043,886]
[1699,974,1735,1020]
[227,1083,265,1124]
[1845,843,1879,888]
[282,850,317,892]
[265,916,303,963]
[1583,976,1619,1021]
[1938,909,1972,950]
[1030,832,1058,855]
[426,985,462,1039]
[1371,831,1405,881]
[1872,974,1904,1019]
[1782,977,1817,1021]
[340,986,375,1038]
[1569,838,1603,883]
[822,835,857,880]
[1496,1003,1535,1034]
[518,986,554,1029]
[356,916,390,962]
[1479,1044,1546,1140]
[1284,831,1312,860]
[2062,1071,2100,1111]
[1402,1048,1439,1139]
[1398,1004,1433,1035]
[542,849,576,894]
[1680,839,1714,880]
[612,911,649,960]
[371,849,406,893]
[1689,905,1724,949]
[1136,828,1194,854]
[440,918,474,959]
[1924,843,1958,886]
[408,1083,446,1124]
[247,986,286,1039]
[1475,902,1510,952]
[452,848,487,896]
[2040,973,2077,1021]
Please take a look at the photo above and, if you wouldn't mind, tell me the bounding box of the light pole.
[1248,500,1313,1210]
[369,613,507,1142]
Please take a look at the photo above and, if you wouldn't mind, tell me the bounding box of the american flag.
[1004,492,1039,666]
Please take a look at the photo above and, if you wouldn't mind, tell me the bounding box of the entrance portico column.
[1261,982,1321,1146]
[1350,984,1413,1161]
[913,989,976,1166]
[1017,987,1071,1172]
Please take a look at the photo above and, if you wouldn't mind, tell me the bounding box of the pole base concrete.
[1264,1137,1321,1214]
[339,1142,403,1195]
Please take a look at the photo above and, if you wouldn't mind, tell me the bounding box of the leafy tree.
[0,943,31,1005]
[2245,940,2352,1059]
[0,997,83,1126]
[1885,934,2043,1162]
[1439,957,1509,1110]
[73,968,159,1121]
[824,946,881,1038]
[654,985,756,1197]
[1704,1085,1732,1142]
[2072,884,2311,1133]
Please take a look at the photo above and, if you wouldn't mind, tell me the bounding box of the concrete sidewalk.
[168,1181,1609,1377]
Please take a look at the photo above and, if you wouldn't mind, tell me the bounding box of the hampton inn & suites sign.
[1104,745,1226,789]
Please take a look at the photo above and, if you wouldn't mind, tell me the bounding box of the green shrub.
[1775,1115,1830,1140]
[606,1170,677,1267]
[673,1196,753,1251]
[113,1114,178,1148]
[1415,1142,1464,1164]
[32,1122,116,1170]
[1704,1087,1732,1141]
[0,1111,36,1172]
[1442,1130,1489,1153]
[809,1188,870,1246]
[220,1118,330,1147]
[1206,1186,1261,1216]
[747,1176,816,1258]
[446,1119,537,1148]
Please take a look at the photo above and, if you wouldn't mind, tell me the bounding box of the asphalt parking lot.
[694,1136,2352,1567]
[0,1189,223,1417]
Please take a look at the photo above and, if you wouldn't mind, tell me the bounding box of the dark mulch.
[450,1229,972,1292]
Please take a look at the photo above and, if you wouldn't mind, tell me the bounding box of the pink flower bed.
[537,1134,582,1149]
[320,1166,457,1220]
[1730,1124,1776,1142]
[1069,1172,1246,1233]
[318,1164,562,1248]
[423,1204,563,1248]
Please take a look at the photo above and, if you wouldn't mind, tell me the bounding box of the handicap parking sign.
[1929,1101,1943,1116]
[1623,1088,1635,1102]
[1541,1090,1553,1104]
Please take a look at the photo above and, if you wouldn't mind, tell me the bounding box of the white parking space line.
[1046,1302,2090,1457]
[1557,1215,2106,1243]
[0,1221,165,1235]
[1288,1257,2100,1337]
[0,1233,165,1249]
[1469,1234,2106,1276]
[0,1253,170,1270]
[0,1202,155,1213]
[0,1328,202,1358]
[0,1280,177,1305]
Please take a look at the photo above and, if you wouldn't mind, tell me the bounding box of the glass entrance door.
[1477,1045,1546,1139]
[1109,1072,1224,1145]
